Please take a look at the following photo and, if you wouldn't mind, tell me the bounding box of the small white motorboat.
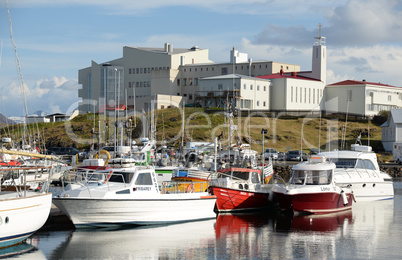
[53,165,217,228]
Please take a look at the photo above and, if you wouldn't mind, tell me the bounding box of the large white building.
[78,43,300,114]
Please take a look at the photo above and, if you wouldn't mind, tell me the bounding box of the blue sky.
[1,0,402,117]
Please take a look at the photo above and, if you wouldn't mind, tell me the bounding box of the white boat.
[52,166,217,228]
[0,169,52,248]
[273,156,353,214]
[318,144,394,201]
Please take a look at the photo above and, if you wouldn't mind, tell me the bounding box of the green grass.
[0,108,388,160]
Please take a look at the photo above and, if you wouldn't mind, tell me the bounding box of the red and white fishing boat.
[272,156,353,215]
[208,162,275,212]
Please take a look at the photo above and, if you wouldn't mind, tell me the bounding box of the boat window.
[135,172,153,185]
[293,170,332,185]
[305,170,332,185]
[291,170,306,185]
[108,172,134,183]
[331,158,356,168]
[250,172,260,183]
[355,159,376,170]
[231,171,249,181]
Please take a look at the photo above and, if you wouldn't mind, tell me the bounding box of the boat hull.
[0,192,52,248]
[210,186,274,212]
[274,191,353,214]
[53,193,217,228]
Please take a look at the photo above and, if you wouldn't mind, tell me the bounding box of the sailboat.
[0,2,52,249]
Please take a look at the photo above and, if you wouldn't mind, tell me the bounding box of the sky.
[1,0,402,117]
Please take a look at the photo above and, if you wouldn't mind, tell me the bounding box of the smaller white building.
[325,80,402,117]
[381,109,402,151]
[197,74,270,110]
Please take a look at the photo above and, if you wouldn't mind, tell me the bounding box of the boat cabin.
[290,157,335,186]
[211,167,263,191]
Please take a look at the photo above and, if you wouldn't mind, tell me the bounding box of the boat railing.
[185,169,213,180]
[160,181,210,194]
[60,169,129,196]
[208,172,253,187]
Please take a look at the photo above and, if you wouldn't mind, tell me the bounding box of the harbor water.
[5,179,402,259]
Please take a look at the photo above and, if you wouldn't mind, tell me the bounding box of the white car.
[263,148,278,160]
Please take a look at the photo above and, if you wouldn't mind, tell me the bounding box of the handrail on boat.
[160,180,209,194]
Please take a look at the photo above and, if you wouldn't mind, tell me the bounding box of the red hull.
[274,191,353,214]
[211,186,273,212]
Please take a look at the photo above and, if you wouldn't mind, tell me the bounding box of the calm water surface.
[5,180,402,259]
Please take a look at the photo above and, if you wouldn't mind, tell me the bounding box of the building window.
[184,78,187,86]
[295,87,298,103]
[218,84,223,90]
[313,89,315,104]
[257,85,260,91]
[189,94,193,100]
[195,78,199,85]
[244,84,246,90]
[221,68,228,75]
[347,90,352,101]
[263,101,266,107]
[309,88,311,103]
[129,68,132,74]
[148,81,150,87]
[257,101,260,106]
[264,86,266,91]
[140,68,143,74]
[140,82,143,87]
[304,88,307,103]
[148,68,151,73]
[250,85,253,90]
[177,79,180,86]
[136,82,139,87]
[291,87,293,102]
[300,87,302,103]
[136,68,139,74]
[388,95,392,101]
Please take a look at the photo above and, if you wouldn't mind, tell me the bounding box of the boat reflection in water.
[0,242,45,259]
[47,219,217,259]
[275,210,353,232]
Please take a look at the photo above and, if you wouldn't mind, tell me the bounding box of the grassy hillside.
[0,107,389,159]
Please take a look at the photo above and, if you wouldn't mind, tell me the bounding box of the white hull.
[334,175,393,201]
[53,193,216,227]
[0,192,52,248]
[319,147,394,202]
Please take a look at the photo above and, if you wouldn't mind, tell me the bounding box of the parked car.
[309,148,320,156]
[263,148,278,160]
[286,150,308,161]
[277,152,286,161]
[46,147,85,158]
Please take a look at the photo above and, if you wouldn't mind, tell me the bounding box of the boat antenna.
[318,109,322,153]
[341,98,350,150]
[6,0,28,118]
[368,117,370,147]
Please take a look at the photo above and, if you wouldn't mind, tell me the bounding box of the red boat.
[272,156,354,215]
[209,166,275,212]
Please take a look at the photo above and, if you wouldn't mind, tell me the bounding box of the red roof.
[328,80,399,88]
[257,72,321,82]
[97,104,126,113]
